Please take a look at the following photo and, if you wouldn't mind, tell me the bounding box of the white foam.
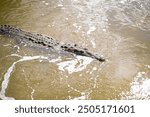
[0,54,93,99]
[31,89,35,100]
[49,57,62,63]
[129,79,150,99]
[0,55,49,100]
[119,0,127,4]
[147,65,150,69]
[57,56,93,74]
[3,44,11,47]
[87,25,96,35]
[73,23,82,32]
[72,92,91,100]
[121,72,150,99]
[72,95,86,100]
[90,40,96,48]
[45,3,49,5]
[58,4,63,7]
[0,61,17,100]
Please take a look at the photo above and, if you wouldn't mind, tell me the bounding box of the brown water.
[0,0,150,100]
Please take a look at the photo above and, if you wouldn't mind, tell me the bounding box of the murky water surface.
[0,0,150,100]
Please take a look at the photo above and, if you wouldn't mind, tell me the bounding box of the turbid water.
[0,0,150,100]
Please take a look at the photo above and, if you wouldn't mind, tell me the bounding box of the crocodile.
[0,25,105,62]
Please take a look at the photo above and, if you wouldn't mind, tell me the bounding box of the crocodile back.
[0,25,105,62]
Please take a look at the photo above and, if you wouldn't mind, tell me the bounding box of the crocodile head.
[93,54,105,62]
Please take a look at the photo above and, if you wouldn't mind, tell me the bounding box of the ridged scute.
[0,25,105,62]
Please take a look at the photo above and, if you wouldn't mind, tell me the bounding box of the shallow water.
[0,0,150,100]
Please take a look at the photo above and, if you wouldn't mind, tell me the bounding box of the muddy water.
[0,0,150,100]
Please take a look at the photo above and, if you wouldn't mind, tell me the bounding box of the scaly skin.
[0,25,105,62]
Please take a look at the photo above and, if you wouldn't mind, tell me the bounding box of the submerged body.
[0,25,105,61]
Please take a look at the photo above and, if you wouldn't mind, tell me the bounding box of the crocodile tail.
[0,25,21,36]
